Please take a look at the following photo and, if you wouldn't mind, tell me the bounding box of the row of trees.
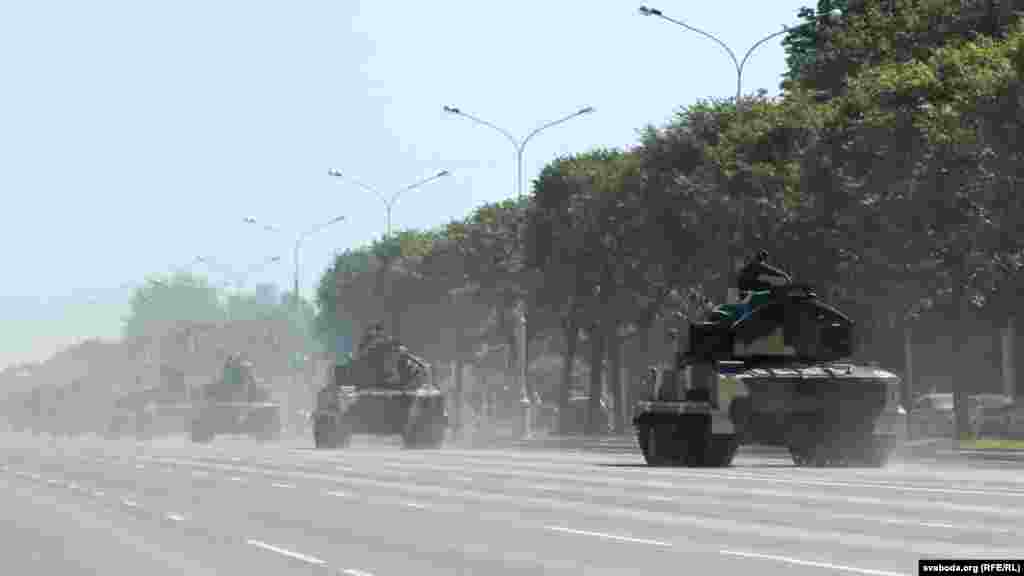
[3,273,326,435]
[315,0,1024,437]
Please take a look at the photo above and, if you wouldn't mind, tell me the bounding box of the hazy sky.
[0,0,813,370]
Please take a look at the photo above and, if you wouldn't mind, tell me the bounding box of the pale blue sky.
[0,0,813,370]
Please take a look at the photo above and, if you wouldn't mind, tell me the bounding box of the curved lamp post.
[442,105,595,438]
[441,106,593,202]
[638,5,841,300]
[243,215,345,312]
[327,169,450,239]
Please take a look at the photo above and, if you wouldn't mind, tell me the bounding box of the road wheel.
[402,408,444,449]
[701,435,738,467]
[638,422,676,466]
[314,414,347,449]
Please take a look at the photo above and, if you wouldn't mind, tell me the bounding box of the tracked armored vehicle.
[633,254,906,468]
[189,356,281,443]
[106,366,192,440]
[313,326,447,449]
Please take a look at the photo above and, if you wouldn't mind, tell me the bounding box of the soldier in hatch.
[736,250,792,296]
[711,250,793,324]
[358,323,386,356]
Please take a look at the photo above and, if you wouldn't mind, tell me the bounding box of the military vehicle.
[313,325,447,449]
[105,366,192,440]
[633,253,906,468]
[189,356,282,443]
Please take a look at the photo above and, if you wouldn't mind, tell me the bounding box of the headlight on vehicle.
[897,405,906,415]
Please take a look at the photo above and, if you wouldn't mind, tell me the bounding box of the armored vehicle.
[633,252,907,468]
[313,325,447,449]
[189,356,282,443]
[105,366,192,440]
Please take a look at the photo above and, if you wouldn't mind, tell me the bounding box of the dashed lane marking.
[544,525,672,547]
[825,512,1013,534]
[230,476,246,483]
[720,549,907,576]
[342,569,375,576]
[122,499,138,508]
[326,491,350,498]
[246,540,326,566]
[166,513,186,522]
[402,501,428,510]
[271,483,296,489]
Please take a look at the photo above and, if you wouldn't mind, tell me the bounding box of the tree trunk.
[1003,315,1017,400]
[607,323,624,434]
[903,323,914,410]
[558,317,578,435]
[586,324,605,436]
[453,358,464,433]
[951,256,972,444]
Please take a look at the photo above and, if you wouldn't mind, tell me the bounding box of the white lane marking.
[46,479,61,486]
[453,475,473,482]
[830,512,1011,534]
[192,470,209,477]
[136,464,145,469]
[166,513,186,522]
[122,499,138,508]
[334,453,1024,498]
[271,483,295,489]
[93,490,105,497]
[326,490,350,498]
[246,540,326,566]
[647,495,675,502]
[68,482,81,491]
[402,501,428,510]
[683,471,1024,498]
[545,525,672,547]
[342,569,375,576]
[720,550,907,576]
[527,484,561,492]
[231,457,242,462]
[230,476,246,483]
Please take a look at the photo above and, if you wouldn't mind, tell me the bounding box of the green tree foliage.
[122,272,223,340]
[314,1,1024,437]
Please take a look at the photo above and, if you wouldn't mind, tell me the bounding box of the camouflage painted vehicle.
[313,327,447,449]
[105,366,192,440]
[189,356,281,443]
[633,256,906,468]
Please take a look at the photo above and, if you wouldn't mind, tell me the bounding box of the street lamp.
[637,6,841,301]
[442,104,594,438]
[441,105,594,202]
[637,6,796,112]
[242,215,346,312]
[327,169,450,238]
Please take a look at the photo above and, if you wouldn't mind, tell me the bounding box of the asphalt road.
[2,433,1022,575]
